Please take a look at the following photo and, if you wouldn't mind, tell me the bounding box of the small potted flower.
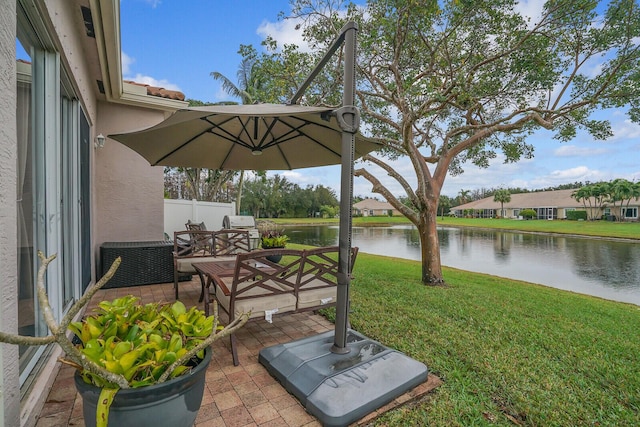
[258,222,289,262]
[260,229,290,249]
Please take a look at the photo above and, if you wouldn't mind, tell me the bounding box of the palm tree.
[438,195,452,218]
[211,54,263,104]
[211,54,265,215]
[611,178,639,221]
[571,186,589,211]
[493,189,511,218]
[458,189,471,205]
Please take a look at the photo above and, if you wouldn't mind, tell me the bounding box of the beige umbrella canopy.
[109,103,379,171]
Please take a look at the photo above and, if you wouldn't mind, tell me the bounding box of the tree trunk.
[236,171,244,215]
[418,209,445,286]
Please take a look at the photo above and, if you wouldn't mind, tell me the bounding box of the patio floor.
[34,277,441,427]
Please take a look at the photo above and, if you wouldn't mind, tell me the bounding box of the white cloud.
[526,166,608,188]
[211,84,235,103]
[256,2,368,53]
[280,170,307,183]
[257,18,311,52]
[514,0,545,27]
[121,50,181,92]
[142,0,162,8]
[548,165,593,179]
[611,119,640,141]
[554,145,609,157]
[121,52,134,75]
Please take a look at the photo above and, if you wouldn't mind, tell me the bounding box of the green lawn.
[271,216,640,240]
[438,217,640,240]
[319,252,640,426]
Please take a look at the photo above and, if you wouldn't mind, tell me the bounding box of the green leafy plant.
[67,296,214,388]
[0,252,249,427]
[260,229,289,249]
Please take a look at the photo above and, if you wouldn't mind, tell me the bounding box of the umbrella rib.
[152,115,241,165]
[154,127,214,165]
[267,116,342,158]
[204,116,255,150]
[256,117,279,150]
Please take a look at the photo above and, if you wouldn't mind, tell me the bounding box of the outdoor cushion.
[297,287,337,310]
[175,256,219,273]
[214,278,296,320]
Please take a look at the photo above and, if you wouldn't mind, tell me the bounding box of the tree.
[621,181,640,219]
[274,0,639,285]
[437,195,452,218]
[457,189,471,205]
[572,181,612,220]
[493,189,512,218]
[211,46,269,214]
[163,97,240,203]
[571,186,593,215]
[609,178,636,221]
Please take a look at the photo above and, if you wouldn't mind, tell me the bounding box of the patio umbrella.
[110,23,377,356]
[109,102,379,353]
[109,103,380,171]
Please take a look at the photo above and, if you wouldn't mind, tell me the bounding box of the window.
[622,207,638,219]
[16,3,88,385]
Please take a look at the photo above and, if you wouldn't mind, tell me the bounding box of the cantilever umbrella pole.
[334,22,358,353]
[289,21,359,353]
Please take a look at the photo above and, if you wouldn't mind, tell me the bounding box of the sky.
[119,0,640,200]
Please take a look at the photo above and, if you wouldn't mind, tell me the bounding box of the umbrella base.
[259,329,428,427]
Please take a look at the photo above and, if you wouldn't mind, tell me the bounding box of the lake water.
[284,224,640,306]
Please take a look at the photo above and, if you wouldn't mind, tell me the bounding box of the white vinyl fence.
[164,199,235,238]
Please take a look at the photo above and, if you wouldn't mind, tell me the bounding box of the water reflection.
[284,225,640,306]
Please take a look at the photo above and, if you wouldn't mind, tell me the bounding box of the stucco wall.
[0,2,20,426]
[94,102,168,252]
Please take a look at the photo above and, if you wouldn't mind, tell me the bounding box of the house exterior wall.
[353,199,401,217]
[3,2,173,425]
[451,189,638,220]
[1,3,20,427]
[94,102,167,253]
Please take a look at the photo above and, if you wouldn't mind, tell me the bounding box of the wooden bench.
[173,229,251,300]
[206,246,358,365]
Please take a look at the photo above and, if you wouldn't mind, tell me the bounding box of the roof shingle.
[124,80,185,101]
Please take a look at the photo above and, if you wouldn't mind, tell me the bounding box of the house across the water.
[353,198,401,216]
[451,189,639,221]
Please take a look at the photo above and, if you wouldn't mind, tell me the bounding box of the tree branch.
[354,166,419,223]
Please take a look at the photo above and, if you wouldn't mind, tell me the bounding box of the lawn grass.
[271,216,640,240]
[438,217,640,240]
[318,252,640,426]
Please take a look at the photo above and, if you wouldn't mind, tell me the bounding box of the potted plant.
[260,229,290,249]
[0,252,249,427]
[259,224,290,263]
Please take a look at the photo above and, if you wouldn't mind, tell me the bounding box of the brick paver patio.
[34,278,441,426]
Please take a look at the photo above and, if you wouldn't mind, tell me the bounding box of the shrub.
[567,210,588,221]
[520,209,537,219]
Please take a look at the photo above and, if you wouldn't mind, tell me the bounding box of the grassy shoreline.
[277,217,639,424]
[269,216,640,240]
[315,251,640,426]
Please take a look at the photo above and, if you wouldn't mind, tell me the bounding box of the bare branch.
[354,166,419,223]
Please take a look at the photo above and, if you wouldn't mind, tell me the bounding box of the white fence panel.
[164,199,236,238]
